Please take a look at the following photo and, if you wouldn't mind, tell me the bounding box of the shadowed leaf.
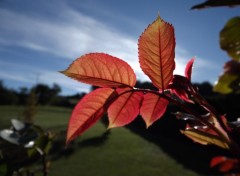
[191,0,240,9]
[140,93,168,128]
[108,88,143,128]
[61,53,136,88]
[168,75,194,103]
[181,129,229,149]
[210,156,238,173]
[66,88,115,144]
[139,16,175,90]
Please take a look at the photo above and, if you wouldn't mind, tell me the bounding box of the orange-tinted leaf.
[140,93,168,128]
[108,88,144,128]
[66,88,115,144]
[139,16,175,90]
[185,58,195,80]
[61,53,136,88]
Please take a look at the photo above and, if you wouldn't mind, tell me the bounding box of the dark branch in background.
[191,0,240,10]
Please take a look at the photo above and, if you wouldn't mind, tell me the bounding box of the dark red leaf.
[185,58,195,80]
[210,156,239,173]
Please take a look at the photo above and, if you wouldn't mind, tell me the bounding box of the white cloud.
[0,1,220,94]
[0,60,90,93]
[0,7,139,59]
[0,5,150,91]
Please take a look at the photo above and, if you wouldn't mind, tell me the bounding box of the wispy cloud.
[174,45,221,83]
[0,60,90,93]
[0,3,150,91]
[0,1,220,94]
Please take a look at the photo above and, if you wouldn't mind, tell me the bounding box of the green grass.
[0,106,199,176]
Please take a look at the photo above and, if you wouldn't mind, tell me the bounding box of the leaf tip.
[145,121,152,129]
[185,57,195,80]
[157,12,161,19]
[107,123,117,129]
[65,134,74,146]
[59,70,68,76]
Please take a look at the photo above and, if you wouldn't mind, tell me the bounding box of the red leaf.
[140,93,168,128]
[185,58,195,80]
[108,88,144,128]
[219,161,236,172]
[61,53,136,88]
[168,75,194,103]
[66,88,116,144]
[210,156,238,173]
[139,16,175,90]
[210,156,225,167]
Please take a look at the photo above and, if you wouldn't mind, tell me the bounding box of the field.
[0,106,199,176]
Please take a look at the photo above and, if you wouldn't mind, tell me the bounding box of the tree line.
[0,80,239,118]
[0,81,85,107]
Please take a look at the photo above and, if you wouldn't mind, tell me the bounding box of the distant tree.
[32,83,61,105]
[0,81,18,105]
[193,82,214,96]
[17,87,29,105]
[135,81,158,90]
[21,88,38,123]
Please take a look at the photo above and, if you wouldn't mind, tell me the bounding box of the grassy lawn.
[0,106,199,176]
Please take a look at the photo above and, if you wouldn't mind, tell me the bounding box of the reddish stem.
[116,88,240,159]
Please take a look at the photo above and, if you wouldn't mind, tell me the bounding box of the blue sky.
[0,0,239,95]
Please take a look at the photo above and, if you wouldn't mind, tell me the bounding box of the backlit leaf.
[181,129,229,149]
[66,88,116,144]
[139,16,175,90]
[61,53,136,88]
[214,73,239,94]
[185,58,195,80]
[108,88,144,128]
[220,17,240,61]
[140,93,168,128]
[214,60,240,94]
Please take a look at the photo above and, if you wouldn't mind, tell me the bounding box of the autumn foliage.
[62,16,240,174]
[62,16,176,143]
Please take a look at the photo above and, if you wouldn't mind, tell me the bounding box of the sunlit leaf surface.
[140,93,168,128]
[61,53,136,88]
[108,88,143,128]
[66,88,115,143]
[139,16,175,90]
